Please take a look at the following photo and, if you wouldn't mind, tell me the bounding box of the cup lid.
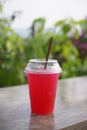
[25,59,62,74]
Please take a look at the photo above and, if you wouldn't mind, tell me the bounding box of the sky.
[3,0,87,29]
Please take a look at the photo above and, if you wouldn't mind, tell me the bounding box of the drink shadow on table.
[28,113,55,130]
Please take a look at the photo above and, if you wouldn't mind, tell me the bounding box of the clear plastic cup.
[25,59,62,115]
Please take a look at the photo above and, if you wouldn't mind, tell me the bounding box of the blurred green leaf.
[74,29,79,39]
[62,24,71,33]
[54,19,66,27]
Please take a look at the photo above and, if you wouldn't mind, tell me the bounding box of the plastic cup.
[25,59,62,115]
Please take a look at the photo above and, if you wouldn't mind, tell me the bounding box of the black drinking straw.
[44,37,53,69]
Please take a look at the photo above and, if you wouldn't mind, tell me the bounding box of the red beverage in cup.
[25,59,62,115]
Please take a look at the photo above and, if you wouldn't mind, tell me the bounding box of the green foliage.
[0,4,87,87]
[0,26,26,87]
[24,17,87,81]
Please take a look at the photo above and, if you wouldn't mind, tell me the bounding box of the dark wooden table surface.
[0,76,87,130]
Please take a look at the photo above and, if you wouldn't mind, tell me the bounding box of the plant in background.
[0,3,26,87]
[26,17,87,79]
[0,2,87,87]
[52,18,87,78]
[72,18,87,60]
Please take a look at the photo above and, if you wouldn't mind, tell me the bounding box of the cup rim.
[29,59,57,63]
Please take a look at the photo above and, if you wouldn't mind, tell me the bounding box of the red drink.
[25,59,62,115]
[27,73,59,114]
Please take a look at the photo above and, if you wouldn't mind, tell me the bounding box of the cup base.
[31,111,53,115]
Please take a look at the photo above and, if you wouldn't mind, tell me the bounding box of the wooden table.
[0,76,87,130]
